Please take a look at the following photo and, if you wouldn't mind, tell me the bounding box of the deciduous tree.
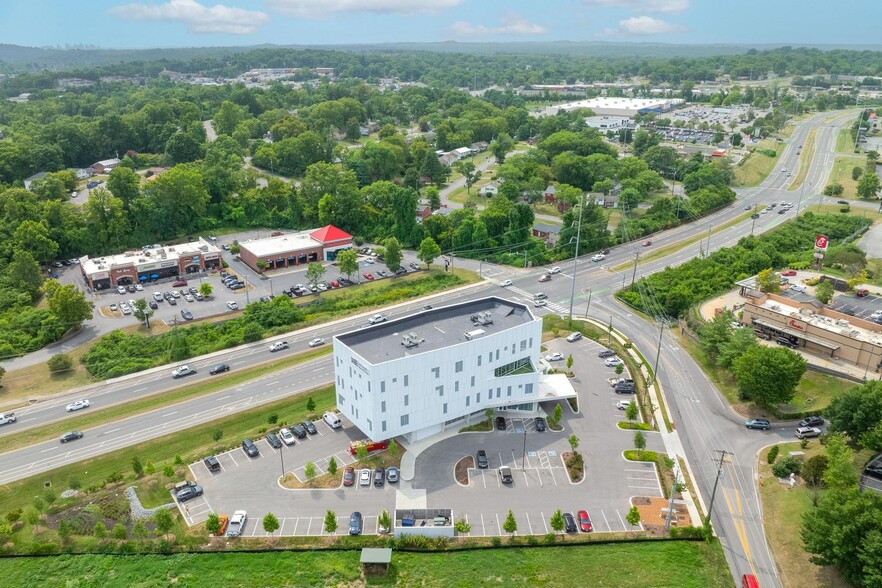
[417,237,441,268]
[732,345,807,406]
[262,512,280,534]
[324,510,338,534]
[503,509,518,536]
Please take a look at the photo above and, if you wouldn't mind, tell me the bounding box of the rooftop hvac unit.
[849,330,861,338]
[836,319,850,327]
[465,329,485,341]
[770,304,781,311]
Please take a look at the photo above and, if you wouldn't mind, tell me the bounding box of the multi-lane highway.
[0,110,858,587]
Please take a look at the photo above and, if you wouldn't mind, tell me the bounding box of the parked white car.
[65,399,90,412]
[545,352,564,362]
[227,511,247,537]
[616,400,633,410]
[226,301,239,310]
[591,254,606,262]
[604,357,624,367]
[279,428,296,446]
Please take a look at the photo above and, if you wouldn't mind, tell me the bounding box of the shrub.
[543,532,556,545]
[670,526,711,540]
[163,465,175,477]
[766,445,779,464]
[174,455,183,465]
[47,353,73,372]
[5,509,22,524]
[491,536,502,547]
[771,455,802,478]
[104,471,124,485]
[454,518,471,534]
[527,535,539,546]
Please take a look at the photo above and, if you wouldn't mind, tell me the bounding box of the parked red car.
[342,466,355,487]
[856,289,870,298]
[577,510,593,532]
[781,269,797,276]
[172,279,187,287]
[363,273,375,280]
[330,280,340,288]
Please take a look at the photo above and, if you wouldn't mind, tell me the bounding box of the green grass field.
[835,128,857,154]
[734,139,783,187]
[788,128,817,192]
[0,540,734,587]
[829,155,868,199]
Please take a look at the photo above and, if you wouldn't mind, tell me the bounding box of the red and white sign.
[815,235,829,251]
[788,319,804,330]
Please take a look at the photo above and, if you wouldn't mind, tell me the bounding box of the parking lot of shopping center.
[176,331,666,537]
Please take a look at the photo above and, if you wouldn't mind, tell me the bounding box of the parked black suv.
[495,416,506,431]
[290,424,307,438]
[534,417,547,432]
[374,466,385,487]
[266,432,282,449]
[241,438,259,457]
[614,382,636,394]
[563,512,578,533]
[775,336,798,349]
[301,419,318,435]
[476,450,489,469]
[203,455,221,472]
[798,416,824,428]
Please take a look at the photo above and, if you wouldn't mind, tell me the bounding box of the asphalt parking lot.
[829,292,882,322]
[174,330,665,537]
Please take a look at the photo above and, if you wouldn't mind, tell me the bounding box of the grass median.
[734,139,783,187]
[0,383,337,515]
[788,128,817,192]
[0,347,332,456]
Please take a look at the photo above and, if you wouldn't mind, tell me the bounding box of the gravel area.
[125,486,175,521]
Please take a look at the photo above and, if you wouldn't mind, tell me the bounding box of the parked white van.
[323,411,343,429]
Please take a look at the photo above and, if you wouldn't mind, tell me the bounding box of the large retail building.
[238,225,352,273]
[80,238,222,290]
[332,297,576,443]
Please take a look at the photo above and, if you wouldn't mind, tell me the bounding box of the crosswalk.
[500,283,568,315]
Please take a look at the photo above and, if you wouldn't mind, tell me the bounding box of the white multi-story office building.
[333,297,575,442]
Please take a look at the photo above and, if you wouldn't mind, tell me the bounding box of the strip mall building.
[238,225,353,273]
[80,238,222,290]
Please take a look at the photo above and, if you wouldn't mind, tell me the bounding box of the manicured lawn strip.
[787,128,817,191]
[0,540,733,587]
[610,210,755,273]
[758,441,850,588]
[829,155,866,199]
[734,139,783,187]
[835,127,856,154]
[0,385,336,515]
[0,347,332,456]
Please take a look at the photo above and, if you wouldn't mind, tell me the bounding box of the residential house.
[478,182,499,197]
[24,171,48,191]
[532,223,562,247]
[438,153,458,167]
[452,147,473,158]
[470,141,489,152]
[92,158,120,174]
[416,205,433,222]
[543,185,557,202]
[75,167,95,180]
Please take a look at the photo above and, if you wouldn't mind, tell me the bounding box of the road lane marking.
[40,446,58,453]
[103,428,120,435]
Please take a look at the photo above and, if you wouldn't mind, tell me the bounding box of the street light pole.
[522,429,527,470]
[585,288,592,316]
[651,321,665,386]
[705,225,712,258]
[568,198,585,322]
[279,443,285,479]
[630,253,640,287]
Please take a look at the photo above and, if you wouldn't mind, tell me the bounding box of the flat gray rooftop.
[337,297,536,364]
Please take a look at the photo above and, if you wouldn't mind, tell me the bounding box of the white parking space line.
[540,512,549,534]
[480,513,486,536]
[616,509,627,530]
[601,510,612,532]
[226,452,239,468]
[495,512,501,535]
[278,518,287,535]
[525,512,534,535]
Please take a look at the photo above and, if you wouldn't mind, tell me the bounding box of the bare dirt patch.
[455,456,474,485]
[632,496,692,536]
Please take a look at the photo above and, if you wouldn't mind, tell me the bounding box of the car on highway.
[562,512,578,533]
[279,428,296,446]
[343,466,356,486]
[799,416,825,428]
[290,424,307,439]
[387,466,399,483]
[476,450,489,469]
[265,432,282,449]
[301,419,318,435]
[65,399,90,412]
[550,267,561,274]
[591,254,605,262]
[495,416,506,431]
[535,417,547,432]
[175,484,204,502]
[566,332,583,342]
[597,349,616,358]
[533,299,547,307]
[795,426,822,439]
[209,363,230,375]
[349,511,363,535]
[745,418,771,430]
[642,240,652,247]
[837,200,849,205]
[499,279,512,287]
[241,438,259,457]
[545,352,564,362]
[577,510,593,532]
[751,213,760,219]
[308,338,325,347]
[368,314,387,324]
[410,261,420,270]
[171,365,195,379]
[538,274,551,282]
[604,357,624,367]
[269,341,289,352]
[359,469,371,486]
[203,455,221,472]
[0,413,16,426]
[227,511,247,537]
[180,309,194,320]
[60,431,83,443]
[778,209,787,214]
[600,249,610,255]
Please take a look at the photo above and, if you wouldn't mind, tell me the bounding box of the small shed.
[360,547,392,577]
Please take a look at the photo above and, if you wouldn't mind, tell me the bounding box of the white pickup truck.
[0,413,16,426]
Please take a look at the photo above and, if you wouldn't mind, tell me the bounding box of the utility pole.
[651,321,665,386]
[568,198,585,322]
[705,449,735,527]
[630,253,640,287]
[521,429,527,470]
[607,315,613,346]
[705,225,712,257]
[585,288,592,316]
[664,462,681,533]
[279,442,285,478]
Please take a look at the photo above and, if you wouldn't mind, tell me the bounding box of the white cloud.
[108,0,270,35]
[266,0,463,19]
[618,15,686,34]
[450,14,547,37]
[582,0,689,14]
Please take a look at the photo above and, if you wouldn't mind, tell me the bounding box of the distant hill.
[2,41,882,72]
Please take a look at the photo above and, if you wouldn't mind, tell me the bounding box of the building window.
[432,366,440,378]
[496,349,500,360]
[338,393,344,405]
[381,401,386,413]
[392,377,397,383]
[400,414,409,426]
[443,403,448,414]
[466,395,470,407]
[404,375,409,386]
[455,360,463,373]
[382,420,387,432]
[367,419,372,431]
[478,355,482,366]
[507,386,512,397]
[497,387,501,398]
[381,380,386,393]
[477,392,481,403]
[436,385,444,397]
[488,352,493,364]
[525,383,533,395]
[470,376,475,387]
[404,394,409,407]
[529,337,533,348]
[455,381,459,392]
[520,340,527,351]
[367,381,371,392]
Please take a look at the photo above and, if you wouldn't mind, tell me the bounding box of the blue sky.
[3,0,877,49]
